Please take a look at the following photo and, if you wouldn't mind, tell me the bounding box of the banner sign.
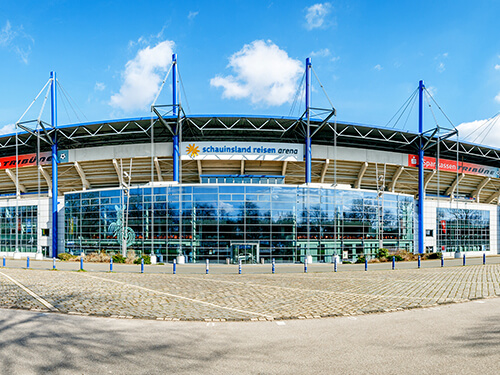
[408,155,500,178]
[0,150,69,170]
[181,142,304,161]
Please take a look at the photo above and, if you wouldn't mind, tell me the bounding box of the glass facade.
[0,205,38,252]
[64,185,414,263]
[436,207,490,252]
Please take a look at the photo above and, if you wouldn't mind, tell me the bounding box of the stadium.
[0,58,499,264]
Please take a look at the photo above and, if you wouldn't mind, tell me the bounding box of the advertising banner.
[408,154,500,178]
[181,142,304,161]
[0,150,69,170]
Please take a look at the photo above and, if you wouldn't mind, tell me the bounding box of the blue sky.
[0,1,499,146]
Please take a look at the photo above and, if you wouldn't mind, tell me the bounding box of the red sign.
[0,152,52,170]
[440,220,446,234]
[408,155,499,178]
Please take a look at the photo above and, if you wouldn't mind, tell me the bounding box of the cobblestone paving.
[0,265,499,321]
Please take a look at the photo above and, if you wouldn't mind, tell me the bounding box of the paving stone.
[0,265,498,321]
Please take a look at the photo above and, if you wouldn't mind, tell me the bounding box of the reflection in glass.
[64,185,415,263]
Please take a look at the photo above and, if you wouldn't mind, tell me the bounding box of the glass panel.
[436,208,489,252]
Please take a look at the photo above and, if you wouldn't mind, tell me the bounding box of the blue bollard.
[80,256,83,271]
[53,257,56,270]
[110,257,113,272]
[463,254,466,266]
[141,258,144,273]
[206,259,209,274]
[304,258,308,273]
[173,259,176,274]
[441,256,444,268]
[272,258,275,274]
[483,253,486,265]
[334,258,337,272]
[392,256,395,270]
[3,256,5,267]
[365,258,368,271]
[27,256,30,269]
[418,255,421,269]
[238,259,242,274]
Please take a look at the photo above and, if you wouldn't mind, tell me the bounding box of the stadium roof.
[2,115,499,168]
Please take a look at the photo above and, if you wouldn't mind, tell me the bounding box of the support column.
[173,134,179,182]
[172,54,179,182]
[50,71,58,258]
[172,53,177,117]
[418,80,424,255]
[305,57,312,184]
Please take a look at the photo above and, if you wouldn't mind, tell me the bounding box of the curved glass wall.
[64,185,415,262]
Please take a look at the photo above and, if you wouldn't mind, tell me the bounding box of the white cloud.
[210,40,303,106]
[219,201,236,213]
[188,11,199,20]
[373,64,382,71]
[0,124,16,135]
[426,86,437,97]
[495,92,500,103]
[0,20,34,64]
[457,117,500,148]
[435,53,448,73]
[495,64,500,70]
[305,3,332,30]
[95,82,106,91]
[0,21,14,45]
[127,27,166,50]
[310,48,330,57]
[110,40,175,112]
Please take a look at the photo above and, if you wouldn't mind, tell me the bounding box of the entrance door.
[231,243,260,264]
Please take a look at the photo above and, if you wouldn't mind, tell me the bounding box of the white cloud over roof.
[110,40,174,112]
[0,123,16,135]
[210,40,303,107]
[457,115,500,149]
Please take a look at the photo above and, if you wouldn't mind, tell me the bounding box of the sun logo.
[186,143,200,158]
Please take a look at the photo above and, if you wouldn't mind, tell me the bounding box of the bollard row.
[0,252,491,274]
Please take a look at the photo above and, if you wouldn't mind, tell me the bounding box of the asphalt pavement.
[0,297,498,374]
